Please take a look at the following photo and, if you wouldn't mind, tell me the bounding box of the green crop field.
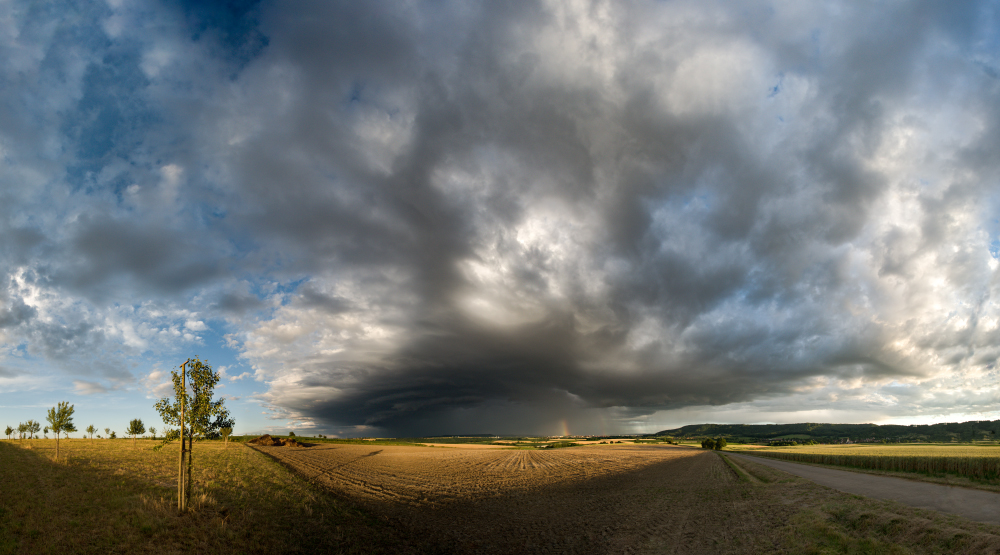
[730,443,1000,456]
[733,443,1000,484]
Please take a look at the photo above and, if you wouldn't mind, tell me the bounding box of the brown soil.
[248,434,302,447]
[251,443,809,553]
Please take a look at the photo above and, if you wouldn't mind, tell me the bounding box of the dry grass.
[0,438,427,554]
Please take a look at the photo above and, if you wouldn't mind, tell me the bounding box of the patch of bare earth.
[248,444,1000,554]
[251,443,1000,553]
[250,444,773,553]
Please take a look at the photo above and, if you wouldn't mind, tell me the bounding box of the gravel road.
[729,452,1000,525]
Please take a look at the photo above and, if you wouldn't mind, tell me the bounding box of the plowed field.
[252,443,791,554]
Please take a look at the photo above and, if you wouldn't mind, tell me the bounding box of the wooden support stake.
[178,360,187,512]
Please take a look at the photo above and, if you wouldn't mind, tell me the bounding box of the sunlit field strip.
[743,444,1000,481]
[733,444,1000,457]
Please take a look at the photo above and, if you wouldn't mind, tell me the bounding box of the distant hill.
[651,420,1000,443]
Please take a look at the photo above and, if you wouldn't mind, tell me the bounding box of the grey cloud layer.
[2,0,1000,434]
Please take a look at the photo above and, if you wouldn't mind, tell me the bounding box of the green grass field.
[0,438,426,554]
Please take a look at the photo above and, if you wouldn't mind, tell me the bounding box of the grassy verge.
[0,439,430,554]
[717,453,750,482]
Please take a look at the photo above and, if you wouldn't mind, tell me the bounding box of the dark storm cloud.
[293,285,351,315]
[214,291,266,315]
[214,0,1000,434]
[61,215,223,298]
[4,0,1000,434]
[0,297,36,329]
[0,227,46,267]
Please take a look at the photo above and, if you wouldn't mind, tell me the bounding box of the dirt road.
[730,452,1000,525]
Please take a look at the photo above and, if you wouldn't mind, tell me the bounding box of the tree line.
[4,415,164,444]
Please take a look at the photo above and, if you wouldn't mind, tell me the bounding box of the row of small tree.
[124,419,167,445]
[0,402,79,458]
[3,357,233,515]
[3,418,162,442]
[5,421,41,441]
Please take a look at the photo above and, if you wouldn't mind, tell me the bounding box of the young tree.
[149,426,157,440]
[17,422,27,443]
[220,426,232,448]
[86,425,96,440]
[109,431,116,439]
[126,419,146,447]
[154,357,232,511]
[27,420,40,439]
[46,402,76,459]
[43,426,49,439]
[4,425,11,440]
[104,427,110,438]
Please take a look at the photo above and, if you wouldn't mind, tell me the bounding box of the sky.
[2,0,1000,438]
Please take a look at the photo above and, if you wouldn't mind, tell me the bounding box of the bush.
[701,438,716,449]
[714,437,727,450]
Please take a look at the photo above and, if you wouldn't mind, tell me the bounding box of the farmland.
[656,420,1000,444]
[254,441,791,552]
[733,444,1000,457]
[253,441,1000,554]
[732,443,1000,491]
[7,438,1000,553]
